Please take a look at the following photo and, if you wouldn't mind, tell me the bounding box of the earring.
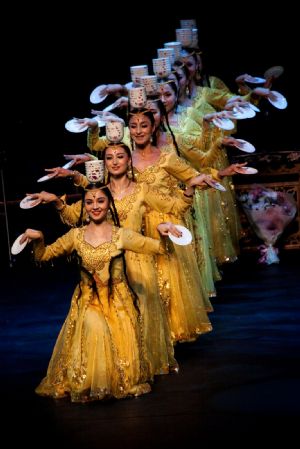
[127,164,133,179]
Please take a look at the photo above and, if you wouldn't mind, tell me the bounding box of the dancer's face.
[158,84,177,113]
[182,54,198,79]
[105,146,131,177]
[129,114,154,147]
[84,189,110,223]
[146,101,161,129]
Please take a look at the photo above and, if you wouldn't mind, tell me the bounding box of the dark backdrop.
[1,5,297,201]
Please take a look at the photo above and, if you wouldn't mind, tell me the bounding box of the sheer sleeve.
[117,228,165,255]
[142,183,192,217]
[33,229,76,261]
[59,200,83,227]
[87,129,109,152]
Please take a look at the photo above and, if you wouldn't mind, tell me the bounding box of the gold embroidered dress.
[58,182,192,376]
[133,152,212,343]
[175,99,241,265]
[34,226,164,402]
[165,110,223,290]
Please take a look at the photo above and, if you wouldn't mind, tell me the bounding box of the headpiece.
[130,65,148,85]
[85,159,105,184]
[105,119,125,143]
[152,57,172,78]
[128,86,147,109]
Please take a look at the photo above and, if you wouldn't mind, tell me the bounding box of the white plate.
[37,161,75,183]
[244,75,266,84]
[205,178,227,192]
[212,117,235,130]
[20,196,41,209]
[247,103,260,112]
[168,225,192,246]
[89,84,107,104]
[238,105,256,118]
[62,160,76,169]
[228,107,255,120]
[37,172,57,183]
[234,166,258,175]
[264,65,284,79]
[267,91,288,110]
[234,139,256,153]
[65,119,88,133]
[11,234,28,255]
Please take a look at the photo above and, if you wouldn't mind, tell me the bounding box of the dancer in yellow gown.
[76,111,214,343]
[18,184,175,402]
[32,143,196,377]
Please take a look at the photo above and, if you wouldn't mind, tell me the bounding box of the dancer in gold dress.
[19,184,174,402]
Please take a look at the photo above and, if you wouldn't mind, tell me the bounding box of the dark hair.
[128,108,157,148]
[76,182,120,227]
[103,143,135,183]
[182,47,210,87]
[153,84,181,157]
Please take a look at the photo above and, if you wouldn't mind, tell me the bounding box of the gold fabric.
[165,112,221,295]
[34,226,163,402]
[183,83,242,265]
[133,153,213,343]
[58,183,192,376]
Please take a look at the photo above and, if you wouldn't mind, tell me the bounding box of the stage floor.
[1,251,299,447]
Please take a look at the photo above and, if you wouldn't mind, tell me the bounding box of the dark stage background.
[1,5,297,263]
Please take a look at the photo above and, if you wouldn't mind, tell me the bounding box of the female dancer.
[19,184,177,402]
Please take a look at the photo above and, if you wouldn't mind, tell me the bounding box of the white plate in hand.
[205,178,227,192]
[20,196,42,209]
[37,160,75,183]
[212,117,235,130]
[228,106,256,120]
[234,166,258,175]
[37,172,57,183]
[244,75,266,84]
[267,91,288,109]
[89,84,107,104]
[233,139,256,153]
[65,119,88,133]
[62,160,76,169]
[11,234,28,255]
[168,225,192,246]
[247,103,260,112]
[238,105,256,118]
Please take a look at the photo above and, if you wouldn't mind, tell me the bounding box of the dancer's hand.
[63,153,93,165]
[20,229,42,244]
[25,191,58,204]
[157,222,182,237]
[218,163,248,177]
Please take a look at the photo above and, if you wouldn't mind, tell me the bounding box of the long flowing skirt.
[35,282,150,402]
[144,211,212,343]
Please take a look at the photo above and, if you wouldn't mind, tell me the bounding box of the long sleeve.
[74,173,89,189]
[142,183,192,218]
[209,76,231,93]
[87,129,109,152]
[59,200,83,227]
[162,152,199,182]
[33,229,76,262]
[174,127,223,170]
[199,86,233,111]
[117,228,165,255]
